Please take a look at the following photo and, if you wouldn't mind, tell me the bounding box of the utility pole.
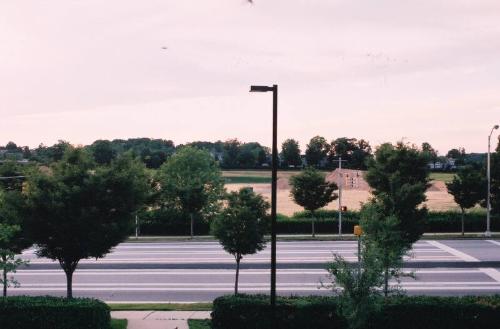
[336,157,347,236]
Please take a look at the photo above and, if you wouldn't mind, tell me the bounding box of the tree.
[363,142,429,296]
[281,139,302,168]
[421,142,438,164]
[211,188,269,294]
[0,161,24,191]
[25,149,148,298]
[289,167,338,237]
[222,139,241,168]
[330,138,372,170]
[446,166,485,235]
[90,140,117,165]
[447,148,466,165]
[5,142,18,152]
[305,136,330,168]
[158,147,224,238]
[0,189,31,296]
[327,241,384,329]
[490,142,500,215]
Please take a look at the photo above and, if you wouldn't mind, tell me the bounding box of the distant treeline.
[0,137,489,170]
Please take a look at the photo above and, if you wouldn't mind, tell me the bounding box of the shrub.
[0,296,111,329]
[211,294,500,329]
[138,208,500,236]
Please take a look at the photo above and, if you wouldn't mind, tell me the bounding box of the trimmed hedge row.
[211,294,500,329]
[138,208,499,236]
[0,296,111,329]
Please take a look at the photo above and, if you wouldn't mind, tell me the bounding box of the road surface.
[9,239,500,302]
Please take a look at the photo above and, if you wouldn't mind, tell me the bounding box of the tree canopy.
[211,188,269,294]
[157,146,225,237]
[305,136,330,168]
[25,149,149,298]
[290,167,338,236]
[281,139,302,167]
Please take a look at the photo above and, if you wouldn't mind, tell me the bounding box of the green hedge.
[0,296,111,329]
[211,295,500,329]
[138,208,500,236]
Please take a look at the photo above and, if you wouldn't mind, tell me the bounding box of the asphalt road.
[8,239,500,302]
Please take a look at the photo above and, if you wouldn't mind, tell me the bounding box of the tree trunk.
[65,270,74,299]
[234,255,241,295]
[2,255,7,297]
[461,207,465,236]
[60,260,78,299]
[383,267,389,297]
[311,211,315,238]
[190,213,194,239]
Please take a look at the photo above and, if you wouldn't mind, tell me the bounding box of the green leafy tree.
[290,167,338,237]
[222,139,241,168]
[25,149,148,298]
[0,190,31,296]
[491,141,500,215]
[421,142,438,164]
[211,188,269,294]
[363,142,429,296]
[158,147,224,238]
[446,166,485,235]
[0,161,24,191]
[90,140,117,165]
[305,136,330,168]
[329,138,372,170]
[281,139,302,168]
[326,240,384,329]
[447,147,466,165]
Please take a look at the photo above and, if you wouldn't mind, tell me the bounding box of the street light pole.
[250,84,278,307]
[486,124,499,237]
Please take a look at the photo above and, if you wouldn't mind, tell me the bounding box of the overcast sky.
[1,0,500,154]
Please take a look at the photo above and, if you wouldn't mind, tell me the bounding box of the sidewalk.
[112,311,211,329]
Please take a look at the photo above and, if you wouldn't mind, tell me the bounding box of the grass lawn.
[111,319,127,329]
[108,303,212,311]
[224,176,271,184]
[188,319,211,329]
[430,172,455,183]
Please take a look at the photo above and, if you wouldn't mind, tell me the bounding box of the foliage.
[212,294,344,329]
[446,166,485,234]
[25,149,149,297]
[305,136,330,168]
[212,188,269,293]
[89,139,117,165]
[447,147,466,165]
[421,142,438,163]
[157,146,225,237]
[221,139,269,169]
[329,137,372,170]
[280,139,302,167]
[364,142,429,296]
[0,296,110,329]
[189,319,211,329]
[326,241,384,329]
[290,167,338,236]
[211,294,500,329]
[0,161,24,191]
[0,189,31,296]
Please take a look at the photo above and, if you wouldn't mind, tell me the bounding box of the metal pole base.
[485,231,492,237]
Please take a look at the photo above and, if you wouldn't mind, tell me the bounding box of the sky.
[1,0,500,154]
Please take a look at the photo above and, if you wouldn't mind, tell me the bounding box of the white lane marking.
[426,241,479,262]
[479,268,500,282]
[10,286,500,292]
[13,269,482,276]
[486,240,500,247]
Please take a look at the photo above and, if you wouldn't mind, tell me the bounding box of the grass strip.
[188,319,211,329]
[108,303,212,311]
[111,319,127,329]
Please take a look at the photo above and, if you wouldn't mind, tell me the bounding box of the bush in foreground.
[0,296,111,329]
[211,294,500,329]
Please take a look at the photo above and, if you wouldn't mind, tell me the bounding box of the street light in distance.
[486,124,499,237]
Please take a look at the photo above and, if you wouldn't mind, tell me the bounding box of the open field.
[224,170,462,216]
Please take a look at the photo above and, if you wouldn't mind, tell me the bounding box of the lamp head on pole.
[494,125,499,130]
[250,85,275,93]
